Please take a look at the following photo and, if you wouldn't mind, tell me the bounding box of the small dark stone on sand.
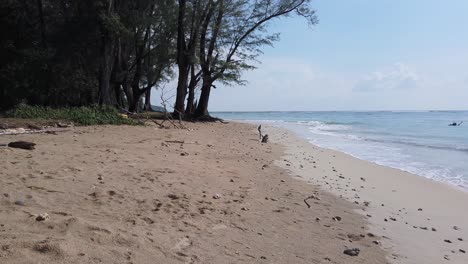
[167,194,179,200]
[431,228,436,231]
[460,249,466,254]
[343,248,360,256]
[444,239,452,243]
[453,226,460,230]
[418,208,423,211]
[14,200,25,206]
[458,238,463,241]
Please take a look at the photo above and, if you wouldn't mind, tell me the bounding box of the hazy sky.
[156,0,468,111]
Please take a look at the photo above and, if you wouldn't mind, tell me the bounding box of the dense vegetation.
[7,104,137,125]
[0,0,317,119]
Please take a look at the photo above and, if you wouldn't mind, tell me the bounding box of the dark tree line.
[0,0,317,118]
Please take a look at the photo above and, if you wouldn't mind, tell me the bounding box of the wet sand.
[267,124,468,264]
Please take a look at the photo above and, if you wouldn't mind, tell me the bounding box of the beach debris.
[444,239,452,243]
[453,226,460,230]
[8,141,36,150]
[372,240,380,245]
[444,255,450,260]
[343,248,360,256]
[418,208,423,211]
[458,238,463,241]
[180,152,189,156]
[56,122,73,128]
[332,216,342,221]
[390,217,397,221]
[460,249,466,254]
[165,140,185,144]
[171,237,191,251]
[304,194,321,208]
[261,134,269,143]
[230,179,234,182]
[212,194,221,199]
[35,213,50,222]
[360,177,366,182]
[167,194,179,200]
[431,228,436,231]
[14,200,25,206]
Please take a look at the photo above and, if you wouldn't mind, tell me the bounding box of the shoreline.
[260,123,468,264]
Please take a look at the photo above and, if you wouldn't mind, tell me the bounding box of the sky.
[156,0,468,111]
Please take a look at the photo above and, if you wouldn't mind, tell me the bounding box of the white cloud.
[353,63,420,92]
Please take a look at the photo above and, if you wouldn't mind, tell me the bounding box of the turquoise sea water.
[214,111,468,190]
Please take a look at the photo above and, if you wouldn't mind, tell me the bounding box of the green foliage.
[7,104,138,126]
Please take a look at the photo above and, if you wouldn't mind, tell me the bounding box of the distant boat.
[448,121,463,126]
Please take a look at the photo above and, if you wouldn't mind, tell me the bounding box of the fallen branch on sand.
[165,140,185,144]
[304,194,321,208]
[8,141,36,150]
[0,128,70,136]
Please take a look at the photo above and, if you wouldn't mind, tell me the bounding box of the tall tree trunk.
[174,65,189,117]
[173,0,188,119]
[185,66,199,115]
[99,39,115,105]
[194,76,212,117]
[98,0,115,106]
[144,87,152,111]
[36,0,47,48]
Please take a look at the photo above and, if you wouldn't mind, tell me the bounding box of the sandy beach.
[0,121,466,263]
[0,122,387,264]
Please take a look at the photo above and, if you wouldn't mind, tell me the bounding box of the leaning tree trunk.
[194,77,212,118]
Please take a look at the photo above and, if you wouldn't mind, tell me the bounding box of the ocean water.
[214,111,468,191]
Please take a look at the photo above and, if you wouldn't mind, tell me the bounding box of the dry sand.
[0,122,388,264]
[267,125,468,264]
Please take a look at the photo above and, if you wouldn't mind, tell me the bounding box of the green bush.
[7,104,138,126]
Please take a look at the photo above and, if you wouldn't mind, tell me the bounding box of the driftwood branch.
[159,85,188,130]
[304,194,321,208]
[0,129,70,136]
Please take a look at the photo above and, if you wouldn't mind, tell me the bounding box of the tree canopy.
[0,0,317,118]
